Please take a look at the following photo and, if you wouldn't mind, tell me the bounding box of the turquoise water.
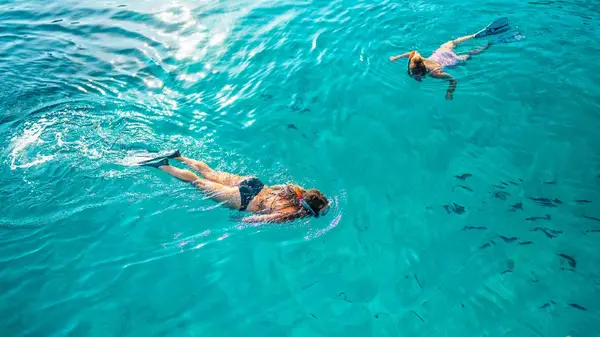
[1,0,600,335]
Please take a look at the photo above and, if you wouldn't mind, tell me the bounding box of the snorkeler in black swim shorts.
[137,150,330,223]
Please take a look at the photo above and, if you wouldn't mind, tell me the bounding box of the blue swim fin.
[494,31,526,44]
[136,149,180,168]
[137,157,169,168]
[159,149,181,159]
[475,18,510,38]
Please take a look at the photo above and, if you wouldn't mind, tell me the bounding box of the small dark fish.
[528,1,555,5]
[568,304,587,311]
[454,173,472,181]
[71,21,80,25]
[290,104,301,112]
[51,19,63,23]
[510,202,523,211]
[583,215,600,222]
[575,200,592,204]
[337,292,352,303]
[493,184,506,189]
[453,185,473,192]
[260,94,273,100]
[529,197,551,203]
[463,226,486,231]
[310,314,317,319]
[479,241,494,249]
[553,198,563,204]
[538,301,555,309]
[584,229,600,234]
[494,191,510,200]
[508,180,519,186]
[519,178,524,182]
[117,4,127,7]
[413,274,423,289]
[287,124,298,130]
[411,310,425,323]
[525,214,551,221]
[501,269,513,275]
[301,108,311,113]
[501,182,509,186]
[301,280,319,290]
[518,241,534,245]
[443,203,466,215]
[452,203,465,214]
[557,253,576,268]
[498,235,518,243]
[529,197,558,208]
[531,227,562,239]
[543,180,556,185]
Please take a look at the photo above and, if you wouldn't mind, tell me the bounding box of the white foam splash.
[9,118,56,170]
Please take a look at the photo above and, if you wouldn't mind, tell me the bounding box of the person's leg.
[158,165,200,183]
[440,34,476,50]
[457,54,471,61]
[469,43,491,55]
[158,165,242,209]
[456,43,491,61]
[174,156,248,186]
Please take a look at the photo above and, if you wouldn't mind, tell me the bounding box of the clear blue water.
[1,0,600,335]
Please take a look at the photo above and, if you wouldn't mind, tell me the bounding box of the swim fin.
[158,149,181,159]
[137,157,169,168]
[494,31,526,44]
[136,149,180,168]
[474,18,510,38]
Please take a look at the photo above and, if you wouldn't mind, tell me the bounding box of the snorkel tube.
[294,186,318,218]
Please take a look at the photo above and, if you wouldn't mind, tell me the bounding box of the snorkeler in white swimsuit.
[389,35,489,100]
[390,18,514,100]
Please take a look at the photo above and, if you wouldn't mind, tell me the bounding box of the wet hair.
[303,189,329,214]
[276,185,329,217]
[411,57,427,76]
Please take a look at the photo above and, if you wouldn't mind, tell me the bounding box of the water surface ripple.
[1,0,600,336]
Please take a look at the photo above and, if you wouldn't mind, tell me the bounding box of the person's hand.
[389,56,398,62]
[446,91,454,100]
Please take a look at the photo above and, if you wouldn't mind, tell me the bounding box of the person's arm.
[431,70,457,100]
[389,52,412,62]
[241,212,295,224]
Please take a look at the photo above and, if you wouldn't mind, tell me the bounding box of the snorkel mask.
[294,187,329,218]
[407,51,426,82]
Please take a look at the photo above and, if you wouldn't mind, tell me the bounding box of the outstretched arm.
[389,51,412,62]
[241,212,294,224]
[431,71,457,100]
